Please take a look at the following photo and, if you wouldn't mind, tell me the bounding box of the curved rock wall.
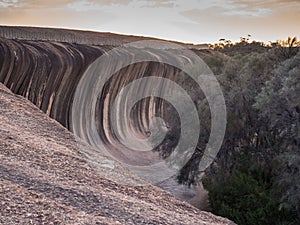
[0,27,211,209]
[0,37,181,137]
[0,37,106,127]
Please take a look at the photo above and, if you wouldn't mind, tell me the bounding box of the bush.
[204,155,297,225]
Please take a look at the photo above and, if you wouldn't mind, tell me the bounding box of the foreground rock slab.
[0,83,234,224]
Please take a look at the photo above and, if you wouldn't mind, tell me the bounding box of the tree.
[202,41,299,224]
[175,40,299,224]
[204,154,293,225]
[254,50,300,219]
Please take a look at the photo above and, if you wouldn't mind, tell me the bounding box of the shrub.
[204,155,297,225]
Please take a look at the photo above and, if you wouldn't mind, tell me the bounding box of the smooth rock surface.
[0,83,234,224]
[0,26,220,216]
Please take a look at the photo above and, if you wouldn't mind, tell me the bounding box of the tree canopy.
[176,37,300,224]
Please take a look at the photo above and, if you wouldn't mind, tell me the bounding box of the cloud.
[181,0,300,22]
[179,1,300,42]
[87,0,132,5]
[0,0,76,9]
[0,5,113,30]
[232,0,300,8]
[0,0,299,44]
[0,0,22,8]
[0,0,133,10]
[138,0,176,8]
[228,0,300,16]
[67,0,101,11]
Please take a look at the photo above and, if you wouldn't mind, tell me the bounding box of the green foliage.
[175,38,300,224]
[202,52,228,75]
[191,38,300,224]
[254,51,300,220]
[275,153,300,217]
[212,40,269,57]
[212,51,276,173]
[204,154,297,225]
[177,147,203,186]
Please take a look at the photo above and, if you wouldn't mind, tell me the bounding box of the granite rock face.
[0,26,232,223]
[0,83,234,224]
[0,32,104,127]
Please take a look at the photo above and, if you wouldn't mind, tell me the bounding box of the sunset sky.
[0,0,299,44]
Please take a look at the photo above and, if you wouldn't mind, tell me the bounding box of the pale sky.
[0,0,300,44]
